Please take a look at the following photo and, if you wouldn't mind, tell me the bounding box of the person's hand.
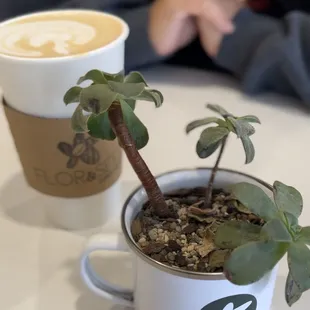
[197,0,245,57]
[149,0,237,57]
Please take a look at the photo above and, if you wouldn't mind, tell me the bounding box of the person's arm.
[216,8,310,104]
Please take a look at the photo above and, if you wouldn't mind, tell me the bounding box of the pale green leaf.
[125,99,136,111]
[120,99,149,150]
[241,136,255,164]
[135,89,164,107]
[230,182,279,221]
[215,221,263,249]
[77,69,107,85]
[80,84,116,113]
[87,112,116,140]
[108,81,145,97]
[103,71,124,82]
[285,272,302,307]
[227,117,255,137]
[206,104,231,117]
[225,240,289,285]
[64,86,82,105]
[285,212,299,229]
[71,106,90,132]
[227,117,242,137]
[124,71,148,86]
[273,181,303,218]
[288,242,310,293]
[298,227,310,245]
[186,117,221,134]
[199,126,229,149]
[238,115,261,124]
[196,140,221,159]
[262,219,292,242]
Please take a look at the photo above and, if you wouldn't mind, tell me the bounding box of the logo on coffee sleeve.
[57,133,100,169]
[201,294,257,310]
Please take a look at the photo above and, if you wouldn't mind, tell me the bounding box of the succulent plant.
[215,180,308,307]
[186,104,261,209]
[64,69,170,217]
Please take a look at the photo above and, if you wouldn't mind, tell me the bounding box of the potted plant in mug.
[64,70,310,310]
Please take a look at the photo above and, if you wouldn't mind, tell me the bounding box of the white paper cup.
[0,9,129,230]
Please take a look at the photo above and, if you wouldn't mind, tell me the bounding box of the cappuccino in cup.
[0,10,123,58]
[0,10,129,231]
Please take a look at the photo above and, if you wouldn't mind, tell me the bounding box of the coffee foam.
[0,20,96,57]
[0,11,124,58]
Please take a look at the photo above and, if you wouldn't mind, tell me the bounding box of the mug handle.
[80,232,134,308]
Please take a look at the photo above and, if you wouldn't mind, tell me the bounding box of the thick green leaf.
[196,140,221,159]
[288,242,310,293]
[64,86,82,105]
[273,181,303,218]
[238,115,261,124]
[108,81,145,97]
[215,221,263,249]
[135,89,164,107]
[120,99,149,150]
[80,84,116,113]
[199,126,229,149]
[186,117,221,134]
[298,227,310,245]
[103,71,124,82]
[285,272,302,307]
[227,117,255,137]
[262,219,292,242]
[241,136,255,164]
[239,120,255,136]
[124,71,148,86]
[231,182,279,221]
[225,240,289,285]
[125,99,136,111]
[77,69,107,85]
[87,112,116,140]
[285,212,299,228]
[206,104,230,117]
[71,106,90,132]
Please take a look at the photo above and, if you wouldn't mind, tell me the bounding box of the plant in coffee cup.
[186,104,309,306]
[64,69,171,218]
[65,71,309,307]
[186,103,259,211]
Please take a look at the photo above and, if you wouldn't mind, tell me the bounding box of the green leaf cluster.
[215,181,308,307]
[186,104,260,164]
[63,70,163,150]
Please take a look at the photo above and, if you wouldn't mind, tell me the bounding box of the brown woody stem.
[203,136,228,209]
[108,103,170,217]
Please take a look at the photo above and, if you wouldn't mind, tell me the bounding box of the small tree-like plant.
[186,104,260,209]
[215,181,310,307]
[64,69,170,217]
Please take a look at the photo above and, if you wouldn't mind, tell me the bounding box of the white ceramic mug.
[80,169,278,309]
[0,9,129,231]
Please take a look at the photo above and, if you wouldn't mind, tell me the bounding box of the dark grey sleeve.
[216,8,310,105]
[0,0,162,71]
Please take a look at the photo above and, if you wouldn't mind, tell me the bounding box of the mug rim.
[0,9,129,63]
[121,167,272,280]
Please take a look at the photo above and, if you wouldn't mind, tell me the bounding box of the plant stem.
[108,103,170,217]
[203,137,228,209]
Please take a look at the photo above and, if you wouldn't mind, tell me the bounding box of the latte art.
[0,20,96,57]
[0,11,124,58]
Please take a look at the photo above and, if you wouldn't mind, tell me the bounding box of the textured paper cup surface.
[4,101,122,198]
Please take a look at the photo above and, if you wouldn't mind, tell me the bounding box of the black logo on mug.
[201,294,257,310]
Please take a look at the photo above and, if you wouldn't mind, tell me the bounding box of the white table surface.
[1,65,310,310]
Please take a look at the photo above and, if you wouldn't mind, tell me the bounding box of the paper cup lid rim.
[0,9,129,63]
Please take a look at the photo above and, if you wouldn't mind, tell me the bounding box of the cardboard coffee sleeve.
[4,101,122,198]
